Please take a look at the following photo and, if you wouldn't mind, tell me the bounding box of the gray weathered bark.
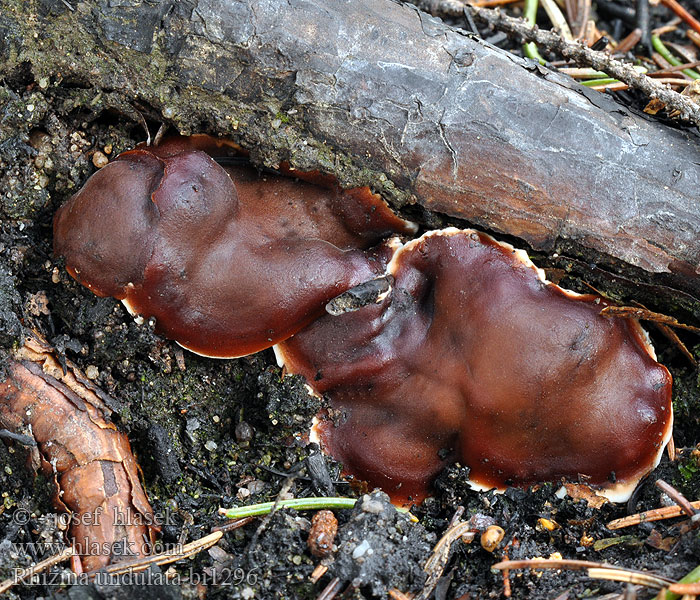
[2,0,699,302]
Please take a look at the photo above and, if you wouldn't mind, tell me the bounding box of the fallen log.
[1,0,699,302]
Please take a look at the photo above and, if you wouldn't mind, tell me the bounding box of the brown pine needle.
[0,546,76,594]
[100,530,223,577]
[657,322,697,367]
[668,581,700,594]
[586,567,671,589]
[659,0,700,35]
[418,518,476,600]
[600,306,700,334]
[310,563,329,584]
[616,28,642,54]
[656,479,698,519]
[607,501,700,530]
[493,559,675,590]
[649,60,700,75]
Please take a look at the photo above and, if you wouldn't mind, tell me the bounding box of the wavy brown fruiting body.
[53,135,415,358]
[0,333,158,572]
[277,230,674,505]
[53,135,674,506]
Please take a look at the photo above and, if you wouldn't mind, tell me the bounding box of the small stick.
[607,501,700,529]
[0,429,37,446]
[590,78,691,90]
[418,519,476,600]
[657,322,697,366]
[100,531,224,576]
[310,563,329,584]
[493,559,675,589]
[615,28,642,54]
[656,480,698,519]
[465,5,700,124]
[586,567,671,589]
[600,306,700,334]
[564,0,577,33]
[0,547,76,594]
[575,0,591,40]
[316,577,344,600]
[659,0,700,35]
[211,516,256,533]
[688,29,700,49]
[502,551,512,597]
[636,0,651,49]
[652,35,700,79]
[649,60,700,74]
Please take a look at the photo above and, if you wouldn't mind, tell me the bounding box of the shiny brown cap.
[54,137,414,357]
[277,229,673,505]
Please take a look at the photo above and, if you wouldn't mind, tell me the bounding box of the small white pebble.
[92,151,109,169]
[352,539,371,559]
[360,495,384,514]
[85,365,99,380]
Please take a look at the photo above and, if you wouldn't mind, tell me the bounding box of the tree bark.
[2,0,699,302]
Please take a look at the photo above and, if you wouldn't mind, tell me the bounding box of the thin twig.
[656,480,699,519]
[600,306,700,334]
[607,501,700,529]
[0,547,76,594]
[659,0,700,35]
[466,5,700,124]
[494,559,675,590]
[316,577,344,600]
[652,35,700,79]
[615,28,642,54]
[418,516,475,600]
[100,531,224,576]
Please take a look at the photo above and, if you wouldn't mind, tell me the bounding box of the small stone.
[235,421,253,442]
[85,365,99,380]
[92,151,109,169]
[352,539,371,559]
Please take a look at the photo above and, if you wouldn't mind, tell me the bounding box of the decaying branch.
[416,0,700,122]
[0,332,158,572]
[0,0,699,301]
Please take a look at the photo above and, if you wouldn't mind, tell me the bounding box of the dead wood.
[1,0,699,302]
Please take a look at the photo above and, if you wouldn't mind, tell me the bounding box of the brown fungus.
[53,136,415,358]
[53,136,673,506]
[276,229,673,505]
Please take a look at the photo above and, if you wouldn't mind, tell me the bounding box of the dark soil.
[0,3,699,599]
